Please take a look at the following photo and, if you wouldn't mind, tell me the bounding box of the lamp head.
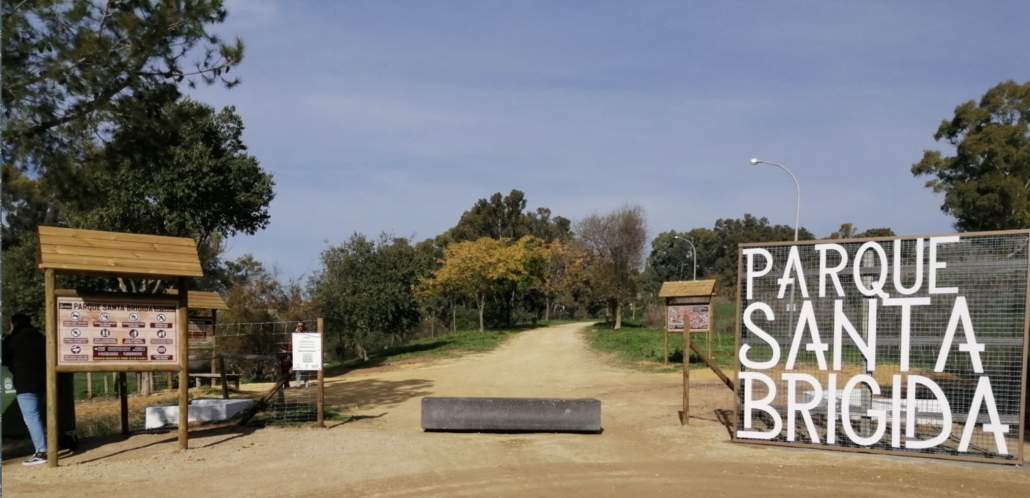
[749,158,761,166]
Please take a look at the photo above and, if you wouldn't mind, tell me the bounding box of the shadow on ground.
[0,423,262,465]
[324,378,434,411]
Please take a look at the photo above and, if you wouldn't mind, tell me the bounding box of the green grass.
[381,329,518,363]
[586,303,737,372]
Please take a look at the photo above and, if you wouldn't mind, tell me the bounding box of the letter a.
[934,296,985,373]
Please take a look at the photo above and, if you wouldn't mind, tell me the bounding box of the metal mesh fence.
[688,316,738,428]
[205,319,323,424]
[735,233,1028,463]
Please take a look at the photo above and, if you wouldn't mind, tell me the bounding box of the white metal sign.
[292,333,322,371]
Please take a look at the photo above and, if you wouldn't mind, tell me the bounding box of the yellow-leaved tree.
[541,241,590,322]
[418,236,551,332]
[420,238,508,332]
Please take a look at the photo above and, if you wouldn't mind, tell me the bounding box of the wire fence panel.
[735,232,1029,464]
[206,319,323,425]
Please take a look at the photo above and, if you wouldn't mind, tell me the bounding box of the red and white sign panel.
[57,295,179,367]
[667,304,711,332]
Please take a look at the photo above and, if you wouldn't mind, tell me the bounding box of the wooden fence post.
[177,277,190,450]
[681,326,691,425]
[44,269,58,467]
[317,318,326,428]
[119,372,129,435]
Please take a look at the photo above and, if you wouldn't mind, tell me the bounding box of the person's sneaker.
[22,452,47,466]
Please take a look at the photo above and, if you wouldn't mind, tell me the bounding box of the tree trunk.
[614,301,623,330]
[477,294,486,333]
[544,296,551,322]
[451,301,457,333]
[507,288,516,327]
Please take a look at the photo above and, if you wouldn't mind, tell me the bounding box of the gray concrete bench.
[421,397,602,433]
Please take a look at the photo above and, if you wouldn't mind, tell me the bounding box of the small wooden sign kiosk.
[658,280,732,425]
[37,226,204,467]
[659,280,717,365]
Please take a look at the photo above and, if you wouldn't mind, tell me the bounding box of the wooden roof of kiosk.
[36,225,203,278]
[164,289,229,311]
[658,279,717,299]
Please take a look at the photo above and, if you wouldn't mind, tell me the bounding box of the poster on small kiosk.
[57,294,179,367]
[666,304,711,332]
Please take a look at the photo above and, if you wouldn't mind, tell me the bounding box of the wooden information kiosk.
[658,280,733,425]
[37,226,204,467]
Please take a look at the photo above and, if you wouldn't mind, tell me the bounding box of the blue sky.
[188,1,1030,280]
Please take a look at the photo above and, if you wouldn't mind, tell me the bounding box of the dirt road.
[4,322,1030,497]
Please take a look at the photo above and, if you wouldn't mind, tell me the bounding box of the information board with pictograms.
[57,294,180,368]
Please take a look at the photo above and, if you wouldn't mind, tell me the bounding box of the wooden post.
[681,318,691,426]
[219,354,229,400]
[176,277,190,450]
[44,269,59,467]
[210,310,218,388]
[86,372,93,399]
[663,330,669,364]
[118,372,129,435]
[317,318,326,428]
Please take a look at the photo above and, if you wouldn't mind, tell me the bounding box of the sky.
[188,1,1030,280]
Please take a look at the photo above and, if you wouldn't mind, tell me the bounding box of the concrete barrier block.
[145,399,255,430]
[421,397,601,433]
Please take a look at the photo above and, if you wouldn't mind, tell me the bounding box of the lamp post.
[673,235,697,280]
[749,158,800,241]
[749,158,802,325]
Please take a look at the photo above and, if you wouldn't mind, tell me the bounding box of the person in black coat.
[2,313,48,465]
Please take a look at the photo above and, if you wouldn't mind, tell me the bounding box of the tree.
[576,206,647,329]
[855,227,896,238]
[540,241,590,322]
[1,2,261,324]
[64,88,274,250]
[3,0,243,171]
[312,235,425,360]
[1,88,274,319]
[447,190,572,242]
[221,255,286,323]
[828,223,896,239]
[643,228,717,289]
[705,214,814,294]
[420,238,515,332]
[912,80,1030,231]
[505,235,549,323]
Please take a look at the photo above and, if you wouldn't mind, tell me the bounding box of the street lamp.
[749,158,800,241]
[672,235,697,280]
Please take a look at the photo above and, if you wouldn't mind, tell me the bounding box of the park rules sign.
[734,231,1029,464]
[57,293,180,368]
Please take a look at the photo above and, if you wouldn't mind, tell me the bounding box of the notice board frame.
[53,289,184,373]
